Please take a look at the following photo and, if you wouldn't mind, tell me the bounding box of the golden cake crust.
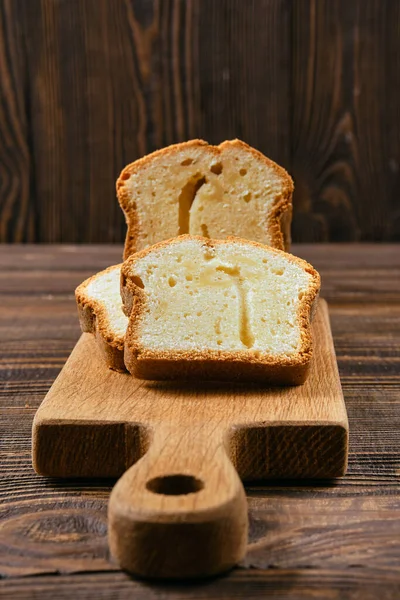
[117,139,294,260]
[121,235,320,384]
[75,264,126,372]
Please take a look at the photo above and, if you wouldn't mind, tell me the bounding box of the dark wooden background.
[0,0,399,244]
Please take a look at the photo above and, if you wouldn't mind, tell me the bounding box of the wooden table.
[1,245,399,599]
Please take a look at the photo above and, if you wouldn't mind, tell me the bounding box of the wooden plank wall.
[0,0,399,243]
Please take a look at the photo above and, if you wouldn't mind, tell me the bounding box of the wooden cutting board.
[32,299,348,579]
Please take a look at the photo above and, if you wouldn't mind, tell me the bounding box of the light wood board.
[32,299,348,579]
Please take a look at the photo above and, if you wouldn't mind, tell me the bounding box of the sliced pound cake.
[121,235,320,384]
[75,265,128,372]
[117,139,293,259]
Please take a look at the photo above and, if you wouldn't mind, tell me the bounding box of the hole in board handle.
[146,474,204,496]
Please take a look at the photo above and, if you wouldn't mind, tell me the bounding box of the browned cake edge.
[75,264,126,372]
[116,139,294,260]
[121,235,321,384]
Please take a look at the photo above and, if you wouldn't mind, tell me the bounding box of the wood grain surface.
[0,0,399,244]
[1,244,399,597]
[31,301,347,578]
[32,301,347,479]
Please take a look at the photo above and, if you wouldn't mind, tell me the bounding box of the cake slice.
[121,235,320,384]
[117,139,293,259]
[75,265,128,372]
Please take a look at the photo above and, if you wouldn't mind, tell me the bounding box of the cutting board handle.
[108,423,248,579]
